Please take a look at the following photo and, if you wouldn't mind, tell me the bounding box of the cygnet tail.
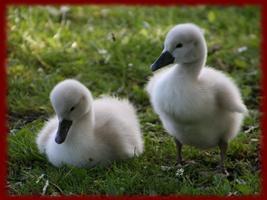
[224,101,248,115]
[216,79,248,116]
[232,103,248,113]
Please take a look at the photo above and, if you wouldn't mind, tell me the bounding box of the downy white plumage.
[146,23,247,174]
[36,79,143,167]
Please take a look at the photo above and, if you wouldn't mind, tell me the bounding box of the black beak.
[151,51,175,71]
[55,119,72,144]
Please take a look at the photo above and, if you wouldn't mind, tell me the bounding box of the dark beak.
[55,119,73,144]
[151,51,175,71]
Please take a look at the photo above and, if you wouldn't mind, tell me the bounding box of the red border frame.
[1,0,266,199]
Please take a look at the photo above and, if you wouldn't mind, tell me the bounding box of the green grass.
[7,6,261,195]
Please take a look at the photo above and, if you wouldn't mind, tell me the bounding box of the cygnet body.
[146,23,247,173]
[36,79,143,167]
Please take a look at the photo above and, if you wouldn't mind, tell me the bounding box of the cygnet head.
[151,23,207,71]
[50,79,93,144]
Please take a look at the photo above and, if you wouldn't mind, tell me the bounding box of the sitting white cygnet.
[36,79,143,167]
[146,23,247,174]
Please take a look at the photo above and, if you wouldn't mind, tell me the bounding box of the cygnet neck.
[66,108,95,141]
[175,56,206,80]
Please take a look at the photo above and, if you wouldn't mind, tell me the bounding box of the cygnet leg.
[174,138,183,165]
[218,140,229,176]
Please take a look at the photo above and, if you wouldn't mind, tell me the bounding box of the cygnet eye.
[70,106,75,112]
[176,43,183,48]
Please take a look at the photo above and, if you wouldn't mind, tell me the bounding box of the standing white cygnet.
[146,23,247,174]
[36,79,143,167]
